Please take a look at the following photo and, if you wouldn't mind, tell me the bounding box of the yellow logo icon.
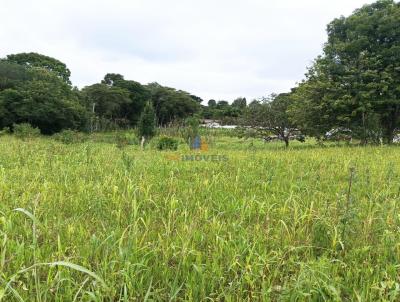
[192,135,208,151]
[200,137,208,151]
[166,154,180,161]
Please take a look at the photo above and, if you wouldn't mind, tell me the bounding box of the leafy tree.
[213,100,241,122]
[243,93,299,147]
[216,100,229,109]
[146,83,200,125]
[138,101,156,146]
[248,100,262,110]
[208,99,217,107]
[189,94,204,104]
[0,61,30,91]
[5,52,72,84]
[102,73,125,86]
[102,74,149,125]
[0,71,87,134]
[289,58,341,140]
[232,97,247,109]
[292,0,400,144]
[201,99,245,123]
[81,83,131,122]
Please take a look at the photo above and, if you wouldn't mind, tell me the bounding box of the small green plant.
[53,130,87,144]
[13,123,41,140]
[115,133,129,149]
[121,151,135,170]
[156,136,179,151]
[183,116,200,143]
[138,101,156,149]
[115,133,138,149]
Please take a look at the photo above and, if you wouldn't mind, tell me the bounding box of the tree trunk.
[140,136,145,150]
[361,111,368,145]
[384,119,396,145]
[385,128,395,145]
[383,105,399,145]
[283,136,289,148]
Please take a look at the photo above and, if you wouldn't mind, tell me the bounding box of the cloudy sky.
[1,0,375,102]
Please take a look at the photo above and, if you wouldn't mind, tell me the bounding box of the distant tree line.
[0,0,399,145]
[200,97,247,124]
[0,53,202,134]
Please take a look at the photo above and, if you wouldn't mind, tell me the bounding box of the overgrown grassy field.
[1,135,400,301]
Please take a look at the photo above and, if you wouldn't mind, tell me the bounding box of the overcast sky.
[1,0,375,102]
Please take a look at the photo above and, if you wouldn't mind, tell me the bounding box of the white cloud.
[0,0,376,102]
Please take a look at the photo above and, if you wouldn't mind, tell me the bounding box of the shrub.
[115,133,138,149]
[115,133,129,149]
[0,127,10,136]
[53,130,87,144]
[138,102,156,140]
[184,116,199,140]
[156,136,179,151]
[13,123,41,140]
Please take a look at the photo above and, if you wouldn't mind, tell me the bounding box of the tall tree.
[0,68,87,134]
[146,83,200,125]
[232,97,247,110]
[81,83,131,125]
[0,61,30,91]
[189,94,204,104]
[208,99,217,107]
[102,73,125,86]
[5,53,72,84]
[138,101,156,148]
[243,94,299,147]
[289,58,342,140]
[292,0,400,144]
[101,73,149,125]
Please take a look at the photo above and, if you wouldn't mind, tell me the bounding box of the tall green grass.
[0,135,399,300]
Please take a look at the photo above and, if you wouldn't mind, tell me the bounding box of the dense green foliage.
[146,83,200,126]
[0,59,87,134]
[0,56,201,134]
[290,0,400,143]
[53,129,88,144]
[137,101,156,140]
[155,135,179,150]
[202,99,244,123]
[5,52,72,84]
[12,122,41,140]
[82,73,151,128]
[242,94,298,147]
[1,0,399,142]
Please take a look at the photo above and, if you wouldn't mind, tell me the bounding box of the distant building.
[200,119,237,129]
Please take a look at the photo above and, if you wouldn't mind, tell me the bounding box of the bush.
[53,130,87,144]
[115,133,129,149]
[0,127,10,136]
[156,136,179,151]
[138,102,156,140]
[115,133,138,149]
[183,116,200,142]
[13,123,41,140]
